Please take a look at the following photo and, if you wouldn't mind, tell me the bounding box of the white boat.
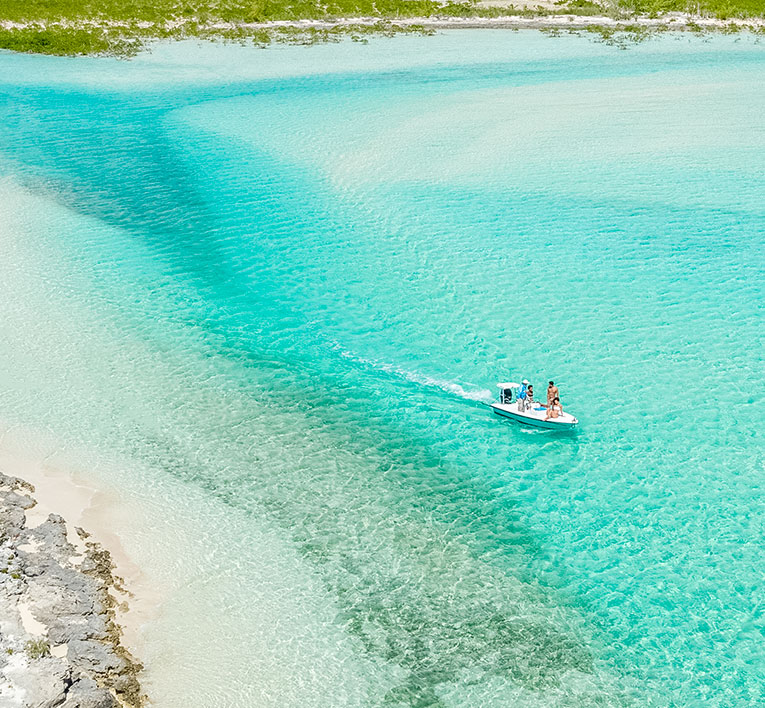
[490,382,578,430]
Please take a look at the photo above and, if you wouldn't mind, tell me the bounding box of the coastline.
[0,426,150,707]
[0,416,393,708]
[2,12,764,31]
[1,10,764,56]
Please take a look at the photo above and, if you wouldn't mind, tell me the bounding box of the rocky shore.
[0,472,144,708]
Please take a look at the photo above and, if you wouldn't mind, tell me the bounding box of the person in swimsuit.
[545,397,562,420]
[547,381,559,408]
[527,384,535,407]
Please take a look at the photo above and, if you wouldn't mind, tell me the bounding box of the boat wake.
[331,344,493,403]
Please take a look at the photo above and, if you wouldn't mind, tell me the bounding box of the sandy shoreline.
[1,12,764,34]
[0,423,157,670]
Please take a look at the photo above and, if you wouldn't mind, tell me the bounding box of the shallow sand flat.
[0,178,406,707]
[0,423,395,707]
[0,29,760,90]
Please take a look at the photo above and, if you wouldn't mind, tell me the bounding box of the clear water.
[0,32,763,707]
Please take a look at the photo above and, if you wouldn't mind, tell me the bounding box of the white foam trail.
[332,344,493,403]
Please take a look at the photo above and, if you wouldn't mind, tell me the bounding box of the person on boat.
[527,384,535,406]
[517,379,529,411]
[547,381,559,408]
[545,397,562,420]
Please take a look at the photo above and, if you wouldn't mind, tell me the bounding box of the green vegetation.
[583,21,662,45]
[0,26,137,55]
[0,0,763,55]
[0,20,429,56]
[0,0,453,55]
[564,0,617,15]
[618,0,764,19]
[1,0,461,23]
[25,638,51,659]
[0,0,547,55]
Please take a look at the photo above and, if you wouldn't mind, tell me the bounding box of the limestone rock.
[0,471,145,707]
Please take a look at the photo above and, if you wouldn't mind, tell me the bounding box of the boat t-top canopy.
[497,382,520,389]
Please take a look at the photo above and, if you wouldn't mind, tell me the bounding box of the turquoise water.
[0,32,763,707]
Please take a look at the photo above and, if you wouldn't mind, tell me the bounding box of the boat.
[490,382,578,430]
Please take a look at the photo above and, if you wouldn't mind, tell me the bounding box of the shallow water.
[0,32,763,707]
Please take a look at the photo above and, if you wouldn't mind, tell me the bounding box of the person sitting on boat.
[526,384,535,406]
[546,381,559,408]
[545,397,562,420]
[517,379,529,411]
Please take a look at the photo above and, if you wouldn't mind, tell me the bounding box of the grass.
[25,638,51,659]
[618,0,765,18]
[0,26,137,55]
[0,0,763,54]
[0,0,488,54]
[0,0,454,23]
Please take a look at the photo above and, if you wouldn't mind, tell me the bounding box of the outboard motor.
[502,387,515,404]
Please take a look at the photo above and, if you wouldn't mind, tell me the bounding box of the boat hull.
[490,403,578,430]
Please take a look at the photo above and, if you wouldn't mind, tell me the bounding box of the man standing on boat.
[518,379,530,411]
[547,381,559,408]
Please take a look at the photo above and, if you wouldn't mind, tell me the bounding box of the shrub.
[25,638,51,660]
